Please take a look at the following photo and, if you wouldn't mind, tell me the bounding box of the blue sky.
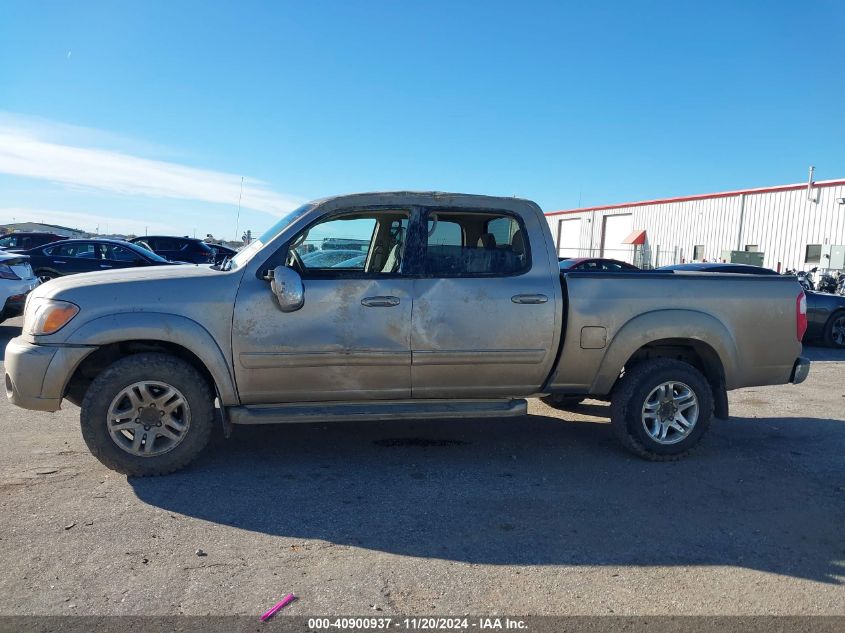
[1,0,843,239]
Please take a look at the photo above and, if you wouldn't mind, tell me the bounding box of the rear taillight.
[0,263,21,280]
[796,291,808,342]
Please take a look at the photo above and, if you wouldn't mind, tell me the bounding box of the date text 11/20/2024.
[307,617,528,630]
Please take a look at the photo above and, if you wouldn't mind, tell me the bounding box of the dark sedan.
[659,262,845,348]
[661,262,779,275]
[129,235,215,264]
[206,243,238,265]
[559,257,640,271]
[0,232,68,252]
[20,239,176,282]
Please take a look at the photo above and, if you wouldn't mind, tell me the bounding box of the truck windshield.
[226,203,313,270]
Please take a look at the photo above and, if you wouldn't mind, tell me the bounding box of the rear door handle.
[361,296,400,307]
[99,264,112,269]
[511,294,549,304]
[52,260,66,264]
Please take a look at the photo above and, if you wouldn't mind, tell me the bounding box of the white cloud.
[0,116,302,217]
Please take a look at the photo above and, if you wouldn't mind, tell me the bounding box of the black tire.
[79,353,214,476]
[36,269,58,282]
[540,394,586,410]
[610,358,713,461]
[823,311,845,349]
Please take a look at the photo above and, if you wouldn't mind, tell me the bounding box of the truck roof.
[308,191,538,212]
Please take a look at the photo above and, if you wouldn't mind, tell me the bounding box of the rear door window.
[104,244,143,262]
[152,237,178,251]
[423,210,529,276]
[46,242,98,258]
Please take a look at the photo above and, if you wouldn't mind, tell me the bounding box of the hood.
[33,264,218,301]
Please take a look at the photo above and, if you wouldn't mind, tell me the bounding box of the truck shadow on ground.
[130,410,845,585]
[803,344,845,362]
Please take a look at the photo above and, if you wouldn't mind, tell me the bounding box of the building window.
[805,244,822,264]
[693,245,704,261]
[744,244,759,252]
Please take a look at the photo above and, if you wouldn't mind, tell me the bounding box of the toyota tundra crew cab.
[4,192,810,475]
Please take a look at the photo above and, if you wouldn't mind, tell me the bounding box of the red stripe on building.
[545,178,845,217]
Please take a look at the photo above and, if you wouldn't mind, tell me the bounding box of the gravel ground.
[0,317,843,616]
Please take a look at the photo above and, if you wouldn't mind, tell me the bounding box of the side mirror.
[268,266,304,312]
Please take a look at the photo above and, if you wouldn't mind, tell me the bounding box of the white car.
[0,251,39,323]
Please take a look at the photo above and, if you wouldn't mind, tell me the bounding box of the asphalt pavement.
[0,317,843,616]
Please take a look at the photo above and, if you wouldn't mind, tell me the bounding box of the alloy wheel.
[106,381,191,457]
[641,381,699,445]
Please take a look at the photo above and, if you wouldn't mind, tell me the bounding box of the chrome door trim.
[239,350,411,369]
[412,349,546,365]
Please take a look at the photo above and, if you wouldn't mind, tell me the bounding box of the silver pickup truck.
[4,192,810,475]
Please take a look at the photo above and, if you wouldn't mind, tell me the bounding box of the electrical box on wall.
[721,250,765,266]
[821,244,845,269]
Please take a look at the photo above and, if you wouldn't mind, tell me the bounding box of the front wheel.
[36,270,58,283]
[80,353,214,476]
[824,312,845,349]
[610,358,713,461]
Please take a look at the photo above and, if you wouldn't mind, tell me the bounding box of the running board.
[226,398,527,425]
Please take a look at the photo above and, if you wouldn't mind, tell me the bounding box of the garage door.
[600,214,633,263]
[557,218,582,258]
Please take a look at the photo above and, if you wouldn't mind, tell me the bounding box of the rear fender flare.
[589,309,740,395]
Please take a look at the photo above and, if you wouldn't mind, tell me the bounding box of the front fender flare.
[64,312,238,404]
[589,309,740,395]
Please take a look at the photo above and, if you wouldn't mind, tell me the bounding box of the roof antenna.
[235,176,244,241]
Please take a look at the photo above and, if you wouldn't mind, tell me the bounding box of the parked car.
[0,252,39,323]
[5,192,808,475]
[660,262,845,348]
[331,254,367,268]
[301,248,365,268]
[128,236,215,264]
[0,232,68,252]
[19,239,177,282]
[661,262,779,275]
[560,257,640,271]
[206,243,238,266]
[804,291,845,348]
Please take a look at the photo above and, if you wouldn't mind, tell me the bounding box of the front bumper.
[790,356,810,384]
[4,336,95,412]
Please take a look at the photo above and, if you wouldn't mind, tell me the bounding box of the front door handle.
[511,294,549,304]
[361,296,400,307]
[100,264,112,269]
[52,260,66,264]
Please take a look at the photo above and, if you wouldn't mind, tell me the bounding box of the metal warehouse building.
[545,176,845,272]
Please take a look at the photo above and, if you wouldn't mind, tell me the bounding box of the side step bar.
[227,398,528,425]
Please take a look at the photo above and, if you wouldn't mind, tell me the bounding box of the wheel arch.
[34,267,60,279]
[61,313,237,406]
[590,310,738,418]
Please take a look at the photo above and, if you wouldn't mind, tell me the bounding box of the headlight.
[24,298,80,335]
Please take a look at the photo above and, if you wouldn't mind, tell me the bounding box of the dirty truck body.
[4,192,809,475]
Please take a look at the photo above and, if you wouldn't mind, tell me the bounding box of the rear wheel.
[540,394,585,410]
[80,353,214,476]
[824,311,845,349]
[610,358,713,461]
